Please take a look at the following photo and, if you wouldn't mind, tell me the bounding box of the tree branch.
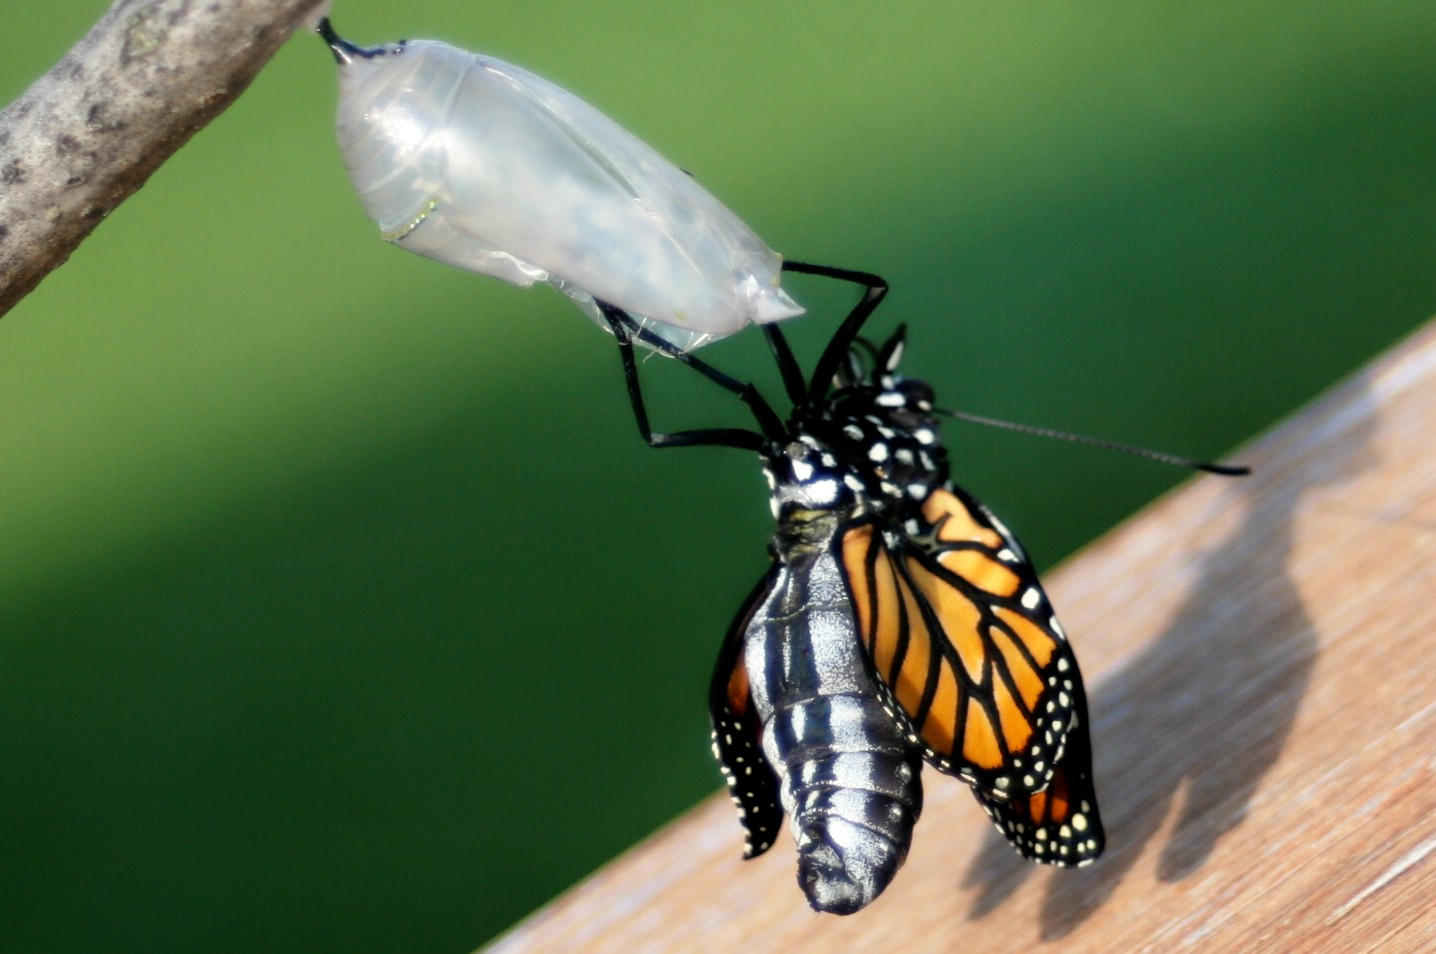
[0,0,331,317]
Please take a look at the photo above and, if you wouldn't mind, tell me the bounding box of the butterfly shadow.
[960,379,1377,938]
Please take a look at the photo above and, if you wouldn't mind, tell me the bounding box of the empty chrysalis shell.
[320,20,804,350]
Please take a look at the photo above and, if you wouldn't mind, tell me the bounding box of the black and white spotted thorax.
[761,372,948,530]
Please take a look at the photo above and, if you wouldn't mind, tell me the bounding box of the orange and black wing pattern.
[972,678,1104,865]
[840,483,1082,799]
[708,568,784,859]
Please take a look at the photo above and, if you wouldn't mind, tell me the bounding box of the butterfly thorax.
[762,374,949,543]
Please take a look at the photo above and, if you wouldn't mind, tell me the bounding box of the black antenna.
[936,407,1251,476]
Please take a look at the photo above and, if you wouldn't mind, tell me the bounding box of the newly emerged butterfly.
[318,20,803,352]
[599,262,1105,914]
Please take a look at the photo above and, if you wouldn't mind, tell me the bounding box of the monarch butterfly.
[317,19,803,352]
[598,262,1105,914]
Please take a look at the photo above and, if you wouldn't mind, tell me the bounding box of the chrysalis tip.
[316,18,381,65]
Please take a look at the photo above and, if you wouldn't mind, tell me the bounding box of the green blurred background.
[2,1,1433,950]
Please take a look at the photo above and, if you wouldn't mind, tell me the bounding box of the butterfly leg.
[598,301,775,451]
[597,259,889,450]
[779,262,888,404]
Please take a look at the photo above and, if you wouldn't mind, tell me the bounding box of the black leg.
[780,261,889,404]
[599,302,770,452]
[762,324,807,408]
[596,261,888,451]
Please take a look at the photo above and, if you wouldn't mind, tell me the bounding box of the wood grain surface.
[487,320,1436,953]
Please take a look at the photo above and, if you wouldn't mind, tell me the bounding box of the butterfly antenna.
[936,408,1251,476]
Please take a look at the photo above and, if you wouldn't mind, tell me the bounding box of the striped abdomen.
[744,547,923,915]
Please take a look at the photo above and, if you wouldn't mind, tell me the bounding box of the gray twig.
[0,0,330,316]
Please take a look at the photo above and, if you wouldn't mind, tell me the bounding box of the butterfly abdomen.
[745,546,923,915]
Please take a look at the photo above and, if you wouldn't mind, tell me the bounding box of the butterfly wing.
[972,678,1104,865]
[709,566,785,859]
[839,484,1082,798]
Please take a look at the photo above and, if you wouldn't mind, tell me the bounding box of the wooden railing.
[487,320,1436,952]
